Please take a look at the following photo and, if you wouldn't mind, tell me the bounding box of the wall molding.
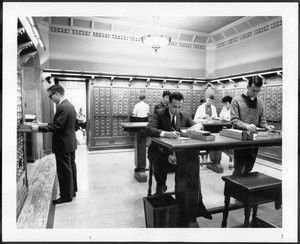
[216,19,282,49]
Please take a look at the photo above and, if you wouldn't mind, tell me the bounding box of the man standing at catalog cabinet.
[31,84,77,204]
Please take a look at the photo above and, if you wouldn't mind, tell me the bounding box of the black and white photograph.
[2,1,298,242]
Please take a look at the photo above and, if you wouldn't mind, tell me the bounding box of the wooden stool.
[221,172,282,227]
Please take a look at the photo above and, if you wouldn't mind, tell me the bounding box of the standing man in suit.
[146,92,212,219]
[31,84,78,204]
[154,90,171,112]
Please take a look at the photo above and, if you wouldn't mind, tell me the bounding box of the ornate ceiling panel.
[37,16,282,50]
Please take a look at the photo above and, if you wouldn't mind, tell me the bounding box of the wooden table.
[201,120,232,173]
[150,133,282,227]
[120,122,148,182]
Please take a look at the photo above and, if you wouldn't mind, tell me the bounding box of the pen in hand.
[172,127,180,138]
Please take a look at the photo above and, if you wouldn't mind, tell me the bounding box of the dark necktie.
[171,115,176,130]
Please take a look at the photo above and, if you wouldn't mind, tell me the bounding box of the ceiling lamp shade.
[141,17,171,54]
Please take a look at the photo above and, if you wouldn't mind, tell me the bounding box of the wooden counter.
[120,122,148,182]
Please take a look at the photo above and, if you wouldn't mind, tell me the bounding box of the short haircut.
[222,95,233,104]
[248,76,263,88]
[169,92,184,103]
[207,94,215,100]
[162,90,171,98]
[200,99,205,104]
[47,84,65,95]
[139,94,146,100]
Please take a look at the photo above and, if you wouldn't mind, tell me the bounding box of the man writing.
[146,92,212,219]
[231,76,275,175]
[194,94,218,122]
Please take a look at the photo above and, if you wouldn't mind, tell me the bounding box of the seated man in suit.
[146,92,212,219]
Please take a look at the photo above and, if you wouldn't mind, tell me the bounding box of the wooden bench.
[221,172,282,227]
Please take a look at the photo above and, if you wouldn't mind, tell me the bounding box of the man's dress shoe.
[154,185,168,196]
[52,197,72,205]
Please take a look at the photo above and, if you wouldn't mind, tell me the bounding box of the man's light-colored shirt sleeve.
[132,104,137,117]
[194,104,205,122]
[212,105,218,118]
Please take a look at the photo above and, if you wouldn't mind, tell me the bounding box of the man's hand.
[30,124,39,131]
[32,120,42,124]
[265,125,275,131]
[165,131,180,139]
[246,124,257,132]
[186,123,203,132]
[220,116,230,122]
[168,153,177,165]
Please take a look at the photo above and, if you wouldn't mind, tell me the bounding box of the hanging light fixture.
[141,16,171,54]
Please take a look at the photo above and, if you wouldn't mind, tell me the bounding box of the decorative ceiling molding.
[38,16,282,51]
[216,18,282,49]
[49,25,206,51]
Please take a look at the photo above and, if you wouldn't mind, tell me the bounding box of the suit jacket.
[39,99,77,154]
[146,107,195,154]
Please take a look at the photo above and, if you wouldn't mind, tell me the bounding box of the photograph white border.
[3,2,298,242]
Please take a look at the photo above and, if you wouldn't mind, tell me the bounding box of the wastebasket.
[143,194,180,228]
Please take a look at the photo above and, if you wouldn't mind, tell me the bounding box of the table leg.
[251,204,258,226]
[147,162,153,196]
[133,132,147,182]
[244,203,251,227]
[207,150,224,173]
[275,187,282,209]
[221,195,230,227]
[176,148,200,226]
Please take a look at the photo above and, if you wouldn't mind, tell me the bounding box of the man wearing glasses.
[31,84,78,204]
[230,76,275,175]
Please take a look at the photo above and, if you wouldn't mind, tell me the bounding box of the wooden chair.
[199,150,211,166]
[221,172,282,227]
[147,159,176,197]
